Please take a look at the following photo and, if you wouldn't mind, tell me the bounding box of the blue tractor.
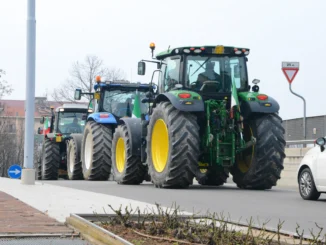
[72,77,155,182]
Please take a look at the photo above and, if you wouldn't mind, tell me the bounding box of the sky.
[0,0,325,120]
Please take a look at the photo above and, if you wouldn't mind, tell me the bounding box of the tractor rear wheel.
[146,101,200,188]
[41,138,60,180]
[67,134,83,180]
[81,121,112,180]
[231,113,286,190]
[111,125,146,184]
[196,166,229,186]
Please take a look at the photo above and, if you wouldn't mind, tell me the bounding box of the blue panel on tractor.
[88,112,117,124]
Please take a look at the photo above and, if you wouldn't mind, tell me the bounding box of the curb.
[66,214,133,245]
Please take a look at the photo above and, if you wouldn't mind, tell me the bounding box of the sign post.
[282,61,306,141]
[8,165,22,179]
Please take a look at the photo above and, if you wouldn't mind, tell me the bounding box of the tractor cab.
[74,77,155,121]
[39,103,89,138]
[138,44,255,105]
[54,104,89,134]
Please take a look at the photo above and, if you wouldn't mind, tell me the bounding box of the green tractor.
[36,104,90,180]
[112,43,286,189]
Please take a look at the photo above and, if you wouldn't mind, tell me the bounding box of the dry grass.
[93,203,326,245]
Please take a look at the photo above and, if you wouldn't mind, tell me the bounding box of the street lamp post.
[21,0,36,184]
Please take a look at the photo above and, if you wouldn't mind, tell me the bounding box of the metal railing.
[285,139,316,148]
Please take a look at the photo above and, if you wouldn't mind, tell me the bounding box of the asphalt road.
[45,180,326,238]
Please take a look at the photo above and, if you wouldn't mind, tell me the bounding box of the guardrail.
[285,139,315,147]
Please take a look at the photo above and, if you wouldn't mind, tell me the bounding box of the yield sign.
[282,62,299,84]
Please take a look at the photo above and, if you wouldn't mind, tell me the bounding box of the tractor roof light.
[257,94,268,100]
[150,42,155,51]
[95,75,101,83]
[59,108,64,112]
[234,48,242,55]
[178,93,191,99]
[88,109,93,113]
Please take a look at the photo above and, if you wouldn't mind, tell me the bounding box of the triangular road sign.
[282,61,299,84]
[282,68,299,84]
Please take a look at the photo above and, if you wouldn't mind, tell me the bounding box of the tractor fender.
[69,133,83,147]
[154,93,204,112]
[118,118,142,156]
[240,96,280,119]
[67,133,83,154]
[87,112,117,124]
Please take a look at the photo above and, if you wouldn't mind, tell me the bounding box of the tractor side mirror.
[40,117,44,124]
[37,127,43,134]
[138,61,146,75]
[234,65,240,78]
[74,88,82,100]
[252,79,260,85]
[316,137,326,152]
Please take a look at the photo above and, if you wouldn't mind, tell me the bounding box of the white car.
[297,137,326,200]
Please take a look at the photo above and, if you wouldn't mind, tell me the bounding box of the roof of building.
[0,98,88,117]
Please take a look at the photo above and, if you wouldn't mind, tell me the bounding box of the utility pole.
[21,0,36,185]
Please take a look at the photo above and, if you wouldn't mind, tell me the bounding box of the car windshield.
[57,112,87,134]
[185,55,247,92]
[102,89,149,117]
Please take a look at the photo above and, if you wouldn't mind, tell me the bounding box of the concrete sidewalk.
[0,178,190,224]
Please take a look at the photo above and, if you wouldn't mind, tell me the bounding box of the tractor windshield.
[185,56,247,92]
[102,90,149,117]
[57,112,87,134]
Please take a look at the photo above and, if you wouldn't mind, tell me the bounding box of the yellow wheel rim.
[237,126,254,173]
[151,119,169,173]
[116,137,125,173]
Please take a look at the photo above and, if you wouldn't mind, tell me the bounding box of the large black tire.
[36,151,42,180]
[146,101,200,188]
[111,125,146,184]
[231,113,286,190]
[81,121,112,180]
[298,168,320,200]
[41,138,60,180]
[67,134,83,180]
[196,166,229,186]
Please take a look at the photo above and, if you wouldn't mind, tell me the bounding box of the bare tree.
[0,118,21,177]
[0,69,13,99]
[51,55,127,102]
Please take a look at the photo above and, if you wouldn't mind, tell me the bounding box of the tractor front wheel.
[111,125,146,184]
[81,121,112,180]
[146,101,200,188]
[231,113,286,190]
[41,138,60,180]
[67,134,83,180]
